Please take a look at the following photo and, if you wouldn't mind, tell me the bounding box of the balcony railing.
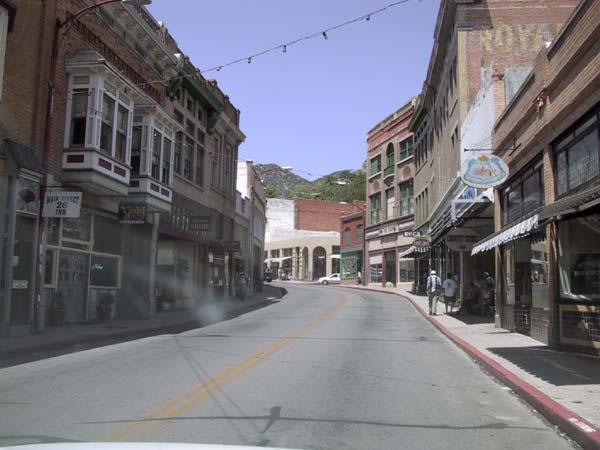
[384,165,395,177]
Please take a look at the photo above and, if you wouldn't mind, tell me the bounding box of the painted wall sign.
[189,216,211,232]
[460,154,509,188]
[119,204,146,224]
[42,191,82,218]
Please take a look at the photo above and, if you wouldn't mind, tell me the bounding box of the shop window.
[370,264,382,283]
[558,215,600,301]
[46,218,60,246]
[15,177,40,214]
[62,210,91,242]
[44,249,56,285]
[399,259,414,282]
[93,215,123,255]
[531,236,549,310]
[90,255,119,287]
[554,108,600,197]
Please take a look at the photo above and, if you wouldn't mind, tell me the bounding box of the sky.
[147,0,440,180]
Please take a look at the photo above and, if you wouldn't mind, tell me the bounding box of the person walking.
[442,273,457,315]
[426,270,442,315]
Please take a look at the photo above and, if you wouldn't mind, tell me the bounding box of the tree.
[265,184,278,198]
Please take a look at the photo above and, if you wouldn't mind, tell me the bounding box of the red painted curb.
[339,285,600,450]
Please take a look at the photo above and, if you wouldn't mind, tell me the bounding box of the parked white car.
[318,273,341,285]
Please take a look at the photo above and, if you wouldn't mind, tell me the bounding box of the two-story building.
[340,202,366,285]
[365,99,416,289]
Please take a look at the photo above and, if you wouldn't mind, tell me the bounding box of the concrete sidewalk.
[341,284,600,450]
[0,285,286,361]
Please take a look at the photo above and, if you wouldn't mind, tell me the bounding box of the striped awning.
[398,245,429,259]
[471,214,539,256]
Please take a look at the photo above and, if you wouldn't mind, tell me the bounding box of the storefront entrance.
[58,252,89,323]
[384,251,396,286]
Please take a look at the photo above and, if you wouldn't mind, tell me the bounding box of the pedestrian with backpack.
[427,270,442,316]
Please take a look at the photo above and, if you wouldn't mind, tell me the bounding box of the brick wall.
[340,211,365,249]
[0,0,55,153]
[295,199,363,232]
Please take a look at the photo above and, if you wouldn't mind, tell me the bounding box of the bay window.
[151,130,162,179]
[100,94,115,154]
[131,126,142,175]
[115,105,128,162]
[70,89,88,146]
[162,137,172,185]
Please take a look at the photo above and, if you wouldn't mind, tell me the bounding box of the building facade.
[265,198,360,280]
[0,0,243,335]
[365,99,416,289]
[473,0,600,353]
[340,203,366,285]
[236,160,266,294]
[411,0,578,300]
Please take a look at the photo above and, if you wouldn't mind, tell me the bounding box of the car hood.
[0,444,298,450]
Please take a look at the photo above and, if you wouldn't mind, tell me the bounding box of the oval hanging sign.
[460,154,509,188]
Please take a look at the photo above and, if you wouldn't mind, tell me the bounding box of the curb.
[339,285,600,450]
[0,294,284,361]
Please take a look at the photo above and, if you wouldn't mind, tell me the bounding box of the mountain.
[254,164,366,202]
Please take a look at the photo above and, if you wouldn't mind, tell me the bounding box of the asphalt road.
[0,284,577,450]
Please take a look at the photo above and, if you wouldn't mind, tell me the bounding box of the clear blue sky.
[147,0,440,180]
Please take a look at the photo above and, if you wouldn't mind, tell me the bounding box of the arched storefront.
[313,246,327,280]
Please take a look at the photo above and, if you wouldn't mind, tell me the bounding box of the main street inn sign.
[460,154,509,189]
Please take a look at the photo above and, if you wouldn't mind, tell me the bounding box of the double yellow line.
[107,294,348,441]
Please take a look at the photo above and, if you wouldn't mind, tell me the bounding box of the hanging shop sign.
[460,154,509,188]
[414,238,431,252]
[403,231,423,237]
[42,191,82,218]
[119,204,146,224]
[189,216,211,232]
[221,240,241,253]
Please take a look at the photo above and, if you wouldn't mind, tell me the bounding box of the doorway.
[58,251,89,322]
[385,251,396,287]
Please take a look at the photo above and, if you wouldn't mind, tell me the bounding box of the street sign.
[119,204,146,224]
[460,154,509,188]
[189,216,211,232]
[403,231,422,237]
[42,191,82,218]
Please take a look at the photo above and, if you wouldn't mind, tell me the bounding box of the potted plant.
[96,293,114,322]
[47,291,65,326]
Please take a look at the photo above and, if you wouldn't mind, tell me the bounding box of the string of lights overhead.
[136,0,411,89]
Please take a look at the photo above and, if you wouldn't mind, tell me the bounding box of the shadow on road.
[81,404,548,433]
[487,345,600,386]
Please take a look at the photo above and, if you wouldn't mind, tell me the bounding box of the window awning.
[5,140,45,175]
[471,214,539,256]
[538,185,600,221]
[398,245,429,259]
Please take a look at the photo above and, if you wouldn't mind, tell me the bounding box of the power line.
[136,0,411,89]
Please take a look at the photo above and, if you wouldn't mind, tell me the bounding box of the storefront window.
[554,107,600,197]
[93,215,123,255]
[501,159,543,225]
[370,264,382,283]
[90,255,119,287]
[502,244,515,305]
[531,236,549,310]
[558,215,600,301]
[398,259,414,282]
[15,177,39,214]
[342,252,362,278]
[62,210,91,242]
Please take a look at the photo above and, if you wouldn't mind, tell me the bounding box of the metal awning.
[538,185,600,221]
[398,245,429,259]
[5,139,45,175]
[471,214,539,256]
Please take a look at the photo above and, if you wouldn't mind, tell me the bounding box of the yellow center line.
[106,294,348,441]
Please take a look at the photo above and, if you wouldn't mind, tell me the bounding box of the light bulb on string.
[247,57,252,64]
[366,15,371,21]
[216,66,222,72]
[283,44,287,53]
[322,31,328,40]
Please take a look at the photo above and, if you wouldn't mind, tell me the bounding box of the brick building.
[472,0,600,352]
[366,99,416,289]
[0,1,243,335]
[265,198,363,281]
[339,202,366,285]
[411,0,578,300]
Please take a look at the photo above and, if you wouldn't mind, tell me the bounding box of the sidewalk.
[341,284,600,450]
[0,285,286,361]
